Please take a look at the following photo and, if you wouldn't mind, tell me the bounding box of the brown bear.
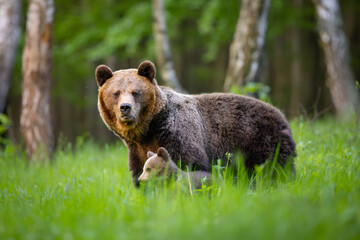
[95,60,296,186]
[138,147,212,189]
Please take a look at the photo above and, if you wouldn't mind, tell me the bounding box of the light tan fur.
[138,147,212,189]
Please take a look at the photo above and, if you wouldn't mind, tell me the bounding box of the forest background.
[1,0,360,148]
[1,1,360,238]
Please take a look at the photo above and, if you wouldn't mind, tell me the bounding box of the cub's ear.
[147,151,155,159]
[138,60,156,81]
[157,147,170,161]
[95,65,113,87]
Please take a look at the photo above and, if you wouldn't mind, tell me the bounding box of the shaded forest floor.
[0,117,359,239]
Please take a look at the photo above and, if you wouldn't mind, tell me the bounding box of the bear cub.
[138,147,212,189]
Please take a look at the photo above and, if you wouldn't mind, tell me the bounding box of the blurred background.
[0,0,359,158]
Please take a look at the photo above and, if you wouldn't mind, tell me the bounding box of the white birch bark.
[0,0,21,113]
[152,0,185,93]
[224,0,270,92]
[313,0,360,117]
[21,0,54,160]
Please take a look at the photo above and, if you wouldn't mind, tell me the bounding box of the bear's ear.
[147,151,155,159]
[95,65,113,87]
[157,147,170,161]
[137,60,156,81]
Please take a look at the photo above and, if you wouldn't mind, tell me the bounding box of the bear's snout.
[138,175,146,182]
[120,103,132,115]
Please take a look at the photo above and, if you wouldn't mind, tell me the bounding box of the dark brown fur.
[96,61,296,186]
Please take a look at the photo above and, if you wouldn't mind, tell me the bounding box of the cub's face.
[138,154,166,182]
[95,61,157,134]
[138,147,172,182]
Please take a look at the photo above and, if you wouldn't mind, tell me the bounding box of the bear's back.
[156,88,295,169]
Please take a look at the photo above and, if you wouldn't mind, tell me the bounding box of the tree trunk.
[21,0,54,160]
[151,0,185,93]
[245,0,270,85]
[0,0,21,113]
[289,0,303,117]
[312,0,360,117]
[223,0,270,92]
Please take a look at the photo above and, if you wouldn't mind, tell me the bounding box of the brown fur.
[96,61,296,187]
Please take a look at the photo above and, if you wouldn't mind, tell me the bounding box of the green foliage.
[268,0,315,42]
[42,0,320,105]
[165,0,239,62]
[197,0,239,62]
[52,0,154,106]
[50,0,241,104]
[1,118,360,239]
[0,114,15,158]
[230,82,271,103]
[53,0,153,62]
[0,114,11,136]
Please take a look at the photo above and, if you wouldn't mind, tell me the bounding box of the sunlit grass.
[0,117,359,239]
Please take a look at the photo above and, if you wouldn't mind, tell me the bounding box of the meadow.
[0,117,359,240]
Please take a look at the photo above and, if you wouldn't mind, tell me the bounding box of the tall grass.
[0,117,359,240]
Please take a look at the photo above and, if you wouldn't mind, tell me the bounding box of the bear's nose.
[120,103,132,114]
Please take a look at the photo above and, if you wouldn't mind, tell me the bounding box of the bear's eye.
[146,167,151,172]
[132,91,140,97]
[113,91,120,98]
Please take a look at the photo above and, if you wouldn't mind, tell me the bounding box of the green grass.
[1,117,360,240]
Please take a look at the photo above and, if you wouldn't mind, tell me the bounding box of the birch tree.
[152,0,185,92]
[21,0,54,160]
[223,0,271,92]
[289,0,303,117]
[0,0,21,113]
[312,0,360,117]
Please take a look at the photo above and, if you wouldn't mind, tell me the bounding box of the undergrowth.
[0,117,359,240]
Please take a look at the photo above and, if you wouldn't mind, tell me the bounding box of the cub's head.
[95,61,159,138]
[138,147,172,182]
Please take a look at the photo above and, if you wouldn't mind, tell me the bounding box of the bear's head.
[138,147,172,182]
[95,61,163,139]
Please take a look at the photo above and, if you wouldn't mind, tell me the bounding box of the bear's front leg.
[131,170,141,187]
[128,149,145,187]
[129,159,143,187]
